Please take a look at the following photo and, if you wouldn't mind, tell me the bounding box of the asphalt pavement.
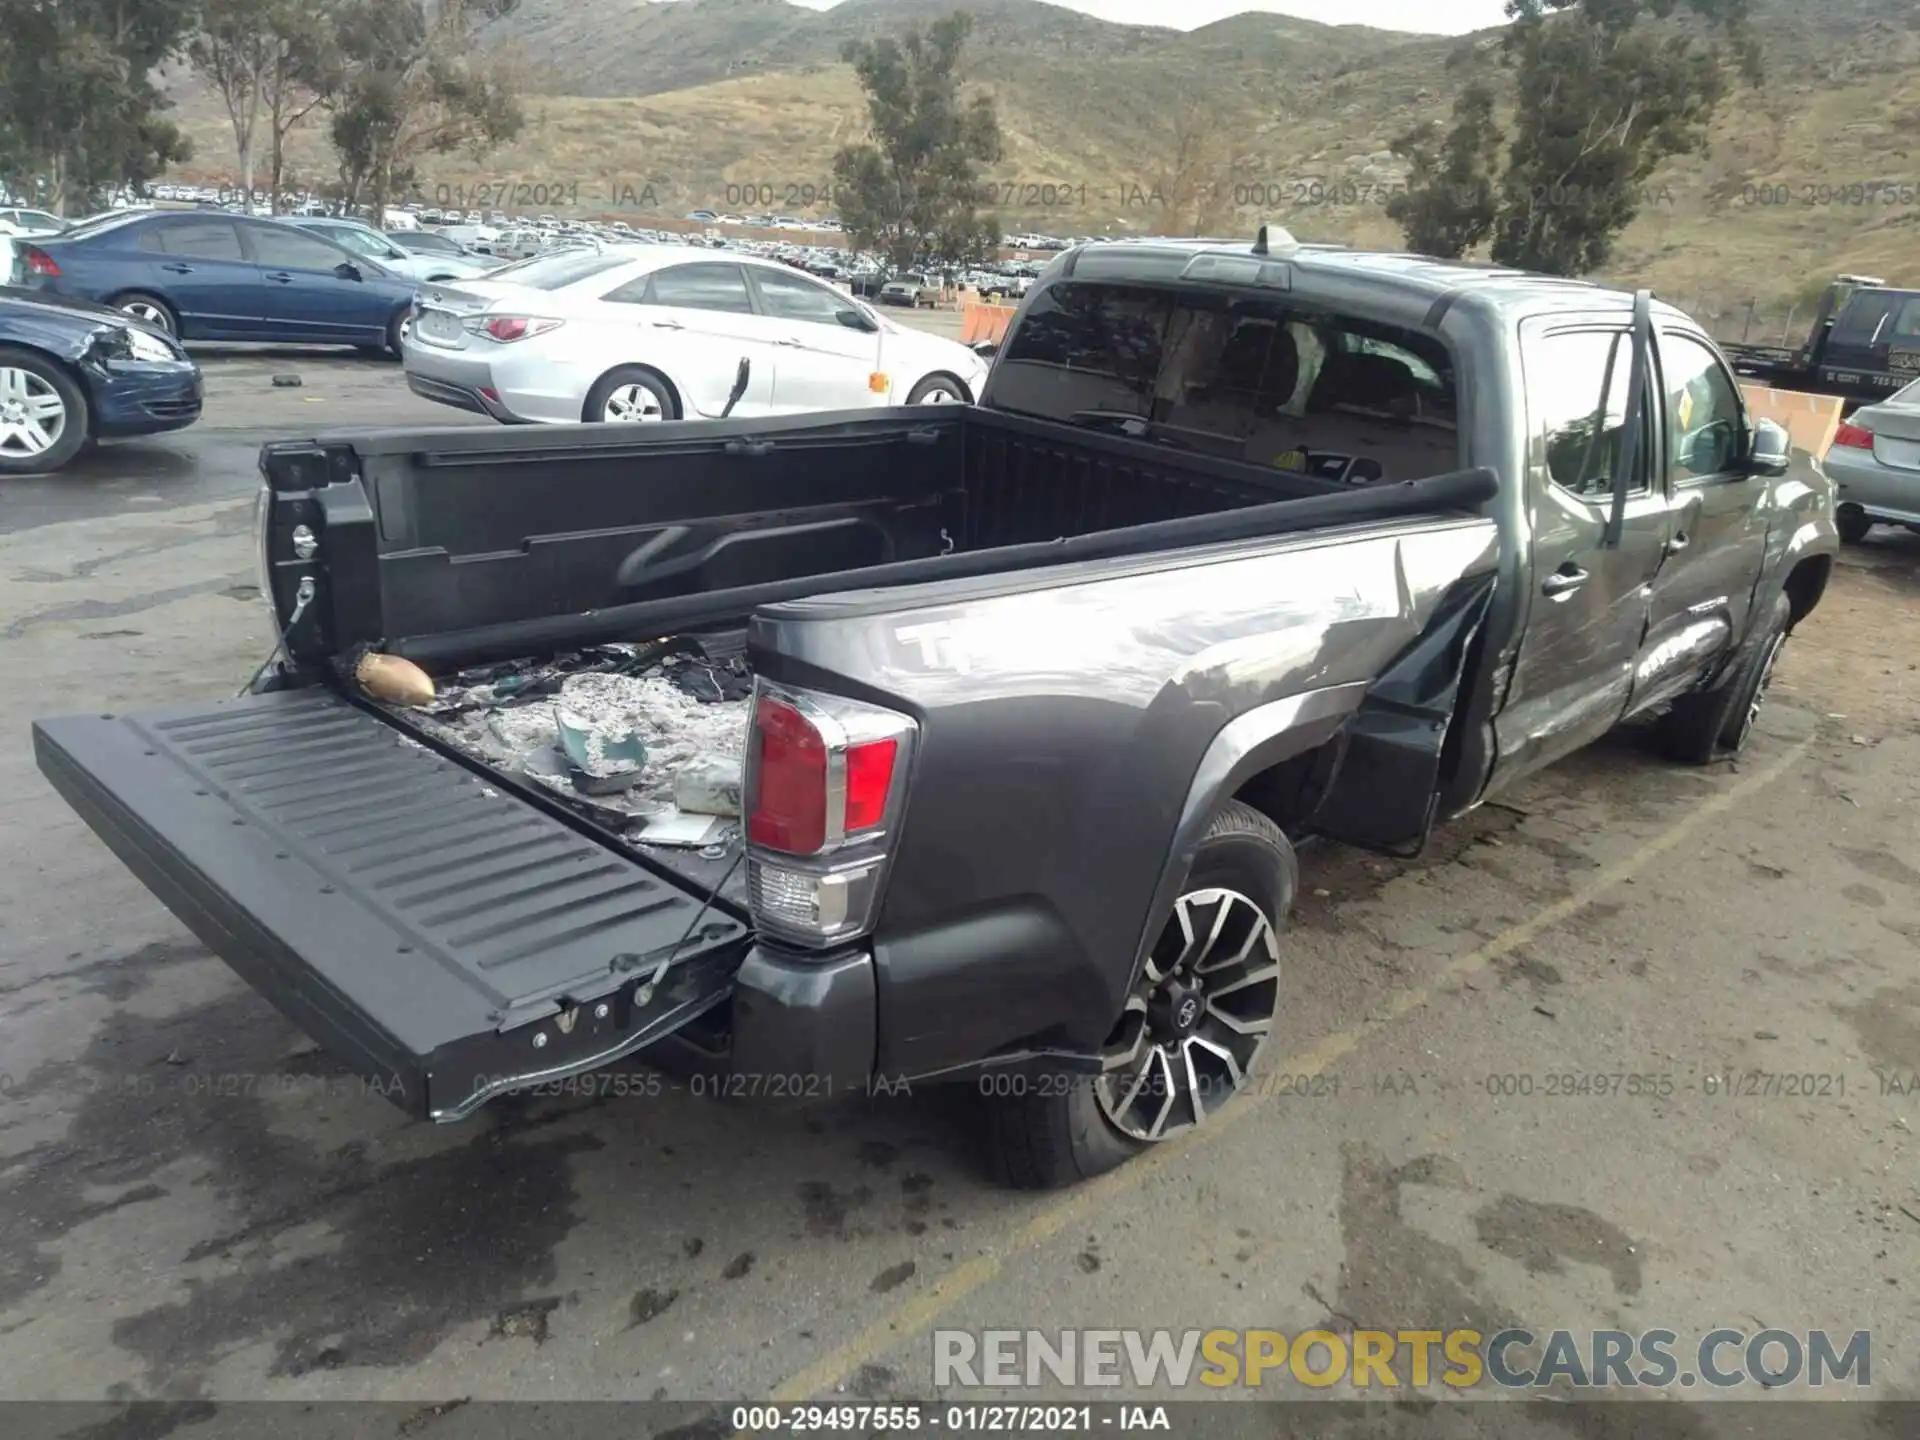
[0,336,1916,1431]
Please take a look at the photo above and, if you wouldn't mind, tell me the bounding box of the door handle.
[775,337,807,348]
[1667,532,1690,553]
[649,319,683,330]
[161,263,193,274]
[265,272,293,283]
[1541,566,1589,597]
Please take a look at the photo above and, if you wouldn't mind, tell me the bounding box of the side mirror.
[334,261,362,281]
[1747,417,1791,477]
[836,307,878,333]
[970,341,999,358]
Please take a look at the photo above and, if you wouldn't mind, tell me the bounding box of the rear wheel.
[986,800,1293,1189]
[112,292,177,336]
[584,366,678,423]
[1836,506,1873,544]
[0,346,90,475]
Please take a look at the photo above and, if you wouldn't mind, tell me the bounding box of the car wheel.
[985,800,1293,1189]
[0,345,90,475]
[906,373,970,406]
[584,367,679,423]
[384,308,411,360]
[1657,590,1791,764]
[113,292,178,336]
[1835,506,1872,544]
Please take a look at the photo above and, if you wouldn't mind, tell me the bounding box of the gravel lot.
[1,326,1915,1429]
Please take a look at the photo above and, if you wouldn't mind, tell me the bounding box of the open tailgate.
[33,688,750,1121]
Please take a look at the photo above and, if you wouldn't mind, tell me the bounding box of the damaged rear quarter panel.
[752,515,1500,1076]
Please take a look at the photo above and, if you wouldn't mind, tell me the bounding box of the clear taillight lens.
[742,681,916,950]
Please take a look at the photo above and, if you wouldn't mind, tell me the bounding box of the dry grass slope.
[159,0,1920,317]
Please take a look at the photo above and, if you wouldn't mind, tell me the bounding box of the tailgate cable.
[235,577,316,698]
[633,847,746,1007]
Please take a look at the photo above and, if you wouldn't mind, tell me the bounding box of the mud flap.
[32,689,750,1121]
[1308,573,1498,857]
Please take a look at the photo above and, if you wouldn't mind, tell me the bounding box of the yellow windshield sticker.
[1677,387,1694,430]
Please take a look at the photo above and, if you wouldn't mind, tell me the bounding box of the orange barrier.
[960,300,1018,345]
[1740,383,1844,460]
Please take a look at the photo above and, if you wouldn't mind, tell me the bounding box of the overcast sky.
[785,1,1515,34]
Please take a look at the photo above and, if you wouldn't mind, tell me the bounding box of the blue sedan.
[15,211,420,356]
[0,286,202,473]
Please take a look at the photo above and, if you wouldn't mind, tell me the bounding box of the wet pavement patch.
[798,1179,872,1238]
[721,1251,754,1279]
[1472,1194,1643,1295]
[0,983,603,1387]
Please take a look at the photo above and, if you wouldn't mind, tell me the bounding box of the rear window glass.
[986,280,1459,483]
[481,250,629,290]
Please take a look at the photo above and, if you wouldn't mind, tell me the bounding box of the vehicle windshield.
[44,210,150,242]
[317,225,392,259]
[985,278,1461,482]
[481,249,632,289]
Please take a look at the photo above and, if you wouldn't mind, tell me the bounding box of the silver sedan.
[1821,376,1920,543]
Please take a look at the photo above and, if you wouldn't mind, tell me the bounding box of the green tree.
[1387,0,1759,275]
[322,0,524,221]
[1385,82,1501,259]
[831,10,1004,272]
[0,0,195,213]
[188,0,281,206]
[260,3,341,213]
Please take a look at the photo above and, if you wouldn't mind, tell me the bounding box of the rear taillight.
[743,682,915,949]
[24,247,59,278]
[1832,421,1874,449]
[466,315,562,342]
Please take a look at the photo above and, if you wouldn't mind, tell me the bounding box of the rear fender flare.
[1128,681,1368,983]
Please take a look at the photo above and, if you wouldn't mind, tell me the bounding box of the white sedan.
[401,243,989,424]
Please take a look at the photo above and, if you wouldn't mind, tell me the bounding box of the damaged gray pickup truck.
[33,229,1839,1188]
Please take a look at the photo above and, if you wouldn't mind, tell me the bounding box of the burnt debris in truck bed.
[369,631,755,907]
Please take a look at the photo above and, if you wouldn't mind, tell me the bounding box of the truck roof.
[1049,232,1698,328]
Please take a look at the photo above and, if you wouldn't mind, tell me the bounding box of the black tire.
[111,292,178,336]
[583,366,680,424]
[905,372,971,406]
[0,344,91,475]
[1836,506,1872,544]
[985,800,1295,1190]
[385,307,410,360]
[1657,590,1791,764]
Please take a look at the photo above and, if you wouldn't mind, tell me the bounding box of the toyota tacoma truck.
[33,227,1838,1189]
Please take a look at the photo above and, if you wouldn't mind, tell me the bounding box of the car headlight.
[121,326,178,362]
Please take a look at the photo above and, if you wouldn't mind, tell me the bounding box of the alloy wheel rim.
[0,366,68,457]
[603,384,664,422]
[121,300,170,332]
[1094,886,1280,1142]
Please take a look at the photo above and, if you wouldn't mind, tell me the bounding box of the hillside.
[158,0,1920,318]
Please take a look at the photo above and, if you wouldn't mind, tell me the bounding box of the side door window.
[749,268,855,327]
[641,263,757,314]
[143,220,247,261]
[1660,333,1748,483]
[1827,291,1899,363]
[1534,329,1652,501]
[246,225,353,274]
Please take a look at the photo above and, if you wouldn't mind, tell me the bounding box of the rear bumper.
[405,370,525,423]
[1823,446,1920,524]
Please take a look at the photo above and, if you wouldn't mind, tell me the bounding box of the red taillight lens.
[843,739,898,831]
[1833,421,1874,449]
[24,247,59,278]
[478,315,560,342]
[747,697,828,854]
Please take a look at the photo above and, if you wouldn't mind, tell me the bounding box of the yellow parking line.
[764,736,1813,1406]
